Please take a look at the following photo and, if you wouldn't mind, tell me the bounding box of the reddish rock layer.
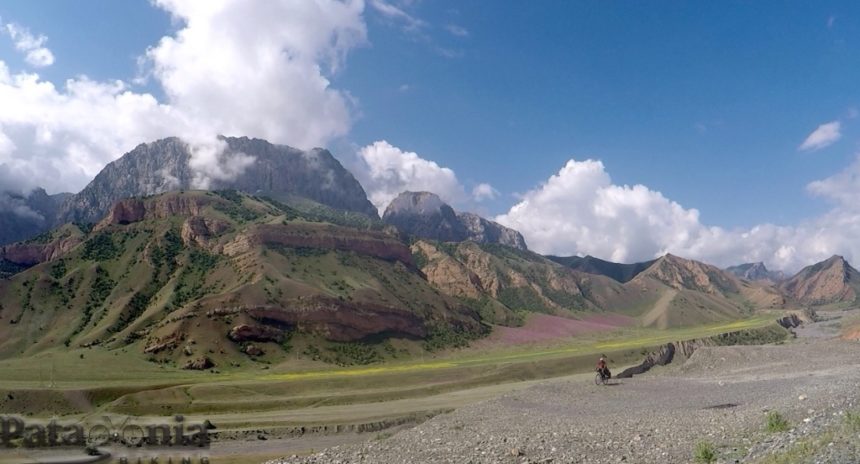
[228,323,285,343]
[246,297,427,342]
[0,235,83,266]
[96,195,213,229]
[236,224,414,267]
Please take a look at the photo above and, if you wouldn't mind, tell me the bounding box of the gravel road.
[269,313,860,463]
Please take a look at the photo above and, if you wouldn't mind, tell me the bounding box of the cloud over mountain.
[495,159,706,264]
[0,0,366,193]
[496,157,860,273]
[355,140,466,213]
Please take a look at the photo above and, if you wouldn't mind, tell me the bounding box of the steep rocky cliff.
[59,136,378,225]
[457,212,528,250]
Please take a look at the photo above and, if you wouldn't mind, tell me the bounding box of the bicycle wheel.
[594,372,605,385]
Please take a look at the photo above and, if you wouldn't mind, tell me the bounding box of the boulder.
[183,356,214,370]
[244,344,264,356]
[228,324,285,343]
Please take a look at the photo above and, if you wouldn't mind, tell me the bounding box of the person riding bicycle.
[596,357,611,379]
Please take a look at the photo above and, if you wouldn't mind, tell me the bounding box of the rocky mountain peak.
[824,254,847,267]
[384,191,451,216]
[780,255,860,305]
[725,261,785,282]
[382,191,528,250]
[58,136,378,225]
[456,212,528,250]
[806,255,851,281]
[383,191,467,243]
[639,253,739,294]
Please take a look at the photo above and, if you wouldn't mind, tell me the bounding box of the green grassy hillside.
[0,191,794,374]
[0,191,485,369]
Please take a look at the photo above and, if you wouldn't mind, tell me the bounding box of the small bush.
[693,441,717,463]
[766,411,790,433]
[423,325,488,352]
[845,411,860,432]
[328,342,382,366]
[280,331,294,353]
[0,258,27,278]
[50,260,67,280]
[411,248,429,269]
[81,233,121,261]
[713,325,789,346]
[25,231,53,244]
[214,189,243,204]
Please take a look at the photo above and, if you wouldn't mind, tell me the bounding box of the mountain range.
[725,262,785,283]
[1,136,379,246]
[0,135,856,366]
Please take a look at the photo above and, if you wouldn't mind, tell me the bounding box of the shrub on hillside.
[845,411,860,432]
[766,411,790,433]
[82,233,121,261]
[693,441,716,463]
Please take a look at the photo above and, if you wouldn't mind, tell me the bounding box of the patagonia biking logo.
[1,415,211,464]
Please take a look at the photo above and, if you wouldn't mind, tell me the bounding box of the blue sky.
[2,1,860,270]
[340,1,860,227]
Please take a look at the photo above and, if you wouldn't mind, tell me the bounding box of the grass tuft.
[756,432,833,464]
[693,441,717,463]
[765,411,790,433]
[845,410,860,432]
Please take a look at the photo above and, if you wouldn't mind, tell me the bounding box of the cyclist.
[596,356,611,380]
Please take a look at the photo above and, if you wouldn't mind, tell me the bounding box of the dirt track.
[269,310,860,463]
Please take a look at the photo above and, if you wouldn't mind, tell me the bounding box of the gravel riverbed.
[268,316,860,464]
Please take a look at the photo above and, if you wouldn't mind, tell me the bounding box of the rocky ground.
[267,311,860,464]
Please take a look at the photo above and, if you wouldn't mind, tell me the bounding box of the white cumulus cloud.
[0,0,366,194]
[355,140,467,213]
[799,120,841,151]
[147,0,365,149]
[0,67,182,192]
[495,159,706,264]
[495,157,860,273]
